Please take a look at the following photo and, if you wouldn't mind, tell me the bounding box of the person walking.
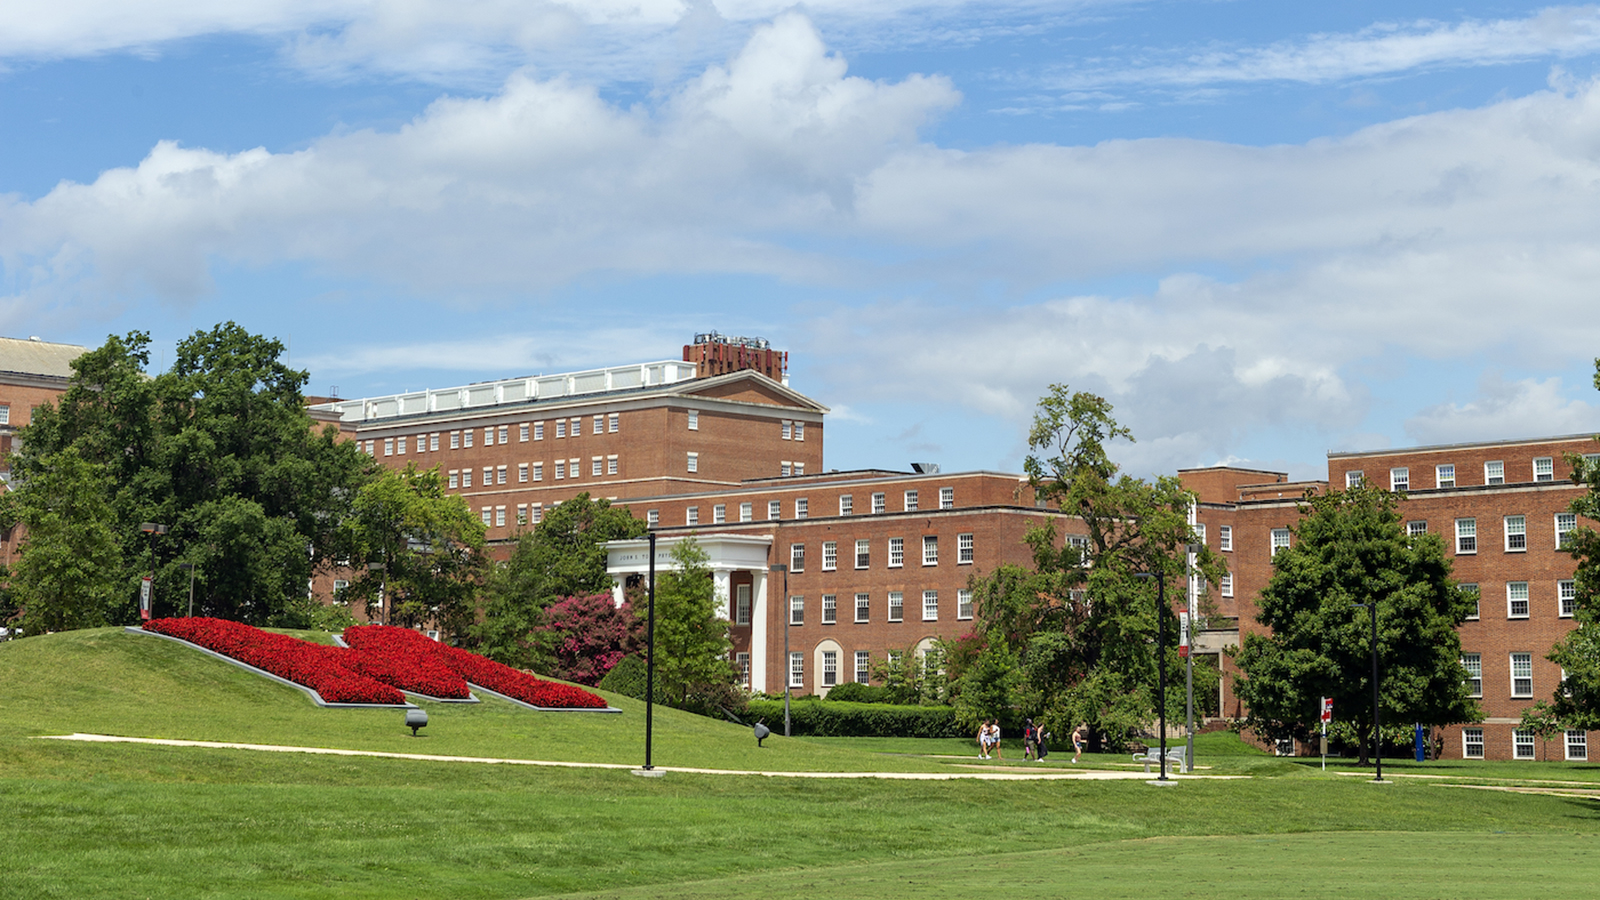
[976,720,990,759]
[989,720,1003,761]
[1023,719,1038,761]
[1071,725,1085,763]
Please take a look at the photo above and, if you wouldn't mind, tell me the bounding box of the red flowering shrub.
[143,617,404,704]
[530,593,638,686]
[346,624,607,708]
[339,625,471,699]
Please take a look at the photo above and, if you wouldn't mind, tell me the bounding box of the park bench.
[1131,746,1187,773]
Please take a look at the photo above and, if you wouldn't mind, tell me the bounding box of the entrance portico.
[605,533,775,691]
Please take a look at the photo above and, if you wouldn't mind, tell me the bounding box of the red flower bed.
[143,617,405,705]
[345,624,608,709]
[339,626,470,699]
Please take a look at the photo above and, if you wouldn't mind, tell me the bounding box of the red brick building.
[0,336,87,571]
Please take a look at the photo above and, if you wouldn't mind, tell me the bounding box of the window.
[482,467,493,487]
[1193,523,1206,546]
[570,417,581,436]
[480,507,491,525]
[647,509,659,527]
[1557,513,1577,548]
[1505,515,1526,552]
[686,506,699,526]
[1219,525,1232,552]
[888,591,904,622]
[1455,518,1476,554]
[958,533,974,564]
[1436,463,1455,488]
[448,470,459,489]
[855,540,870,569]
[450,431,460,449]
[781,421,792,440]
[922,535,939,566]
[839,494,853,515]
[461,469,472,487]
[555,460,566,480]
[789,652,804,689]
[958,589,974,620]
[534,421,545,440]
[1567,730,1588,761]
[822,650,838,686]
[0,404,8,425]
[768,500,781,520]
[713,504,726,524]
[922,590,939,621]
[1463,728,1484,759]
[889,537,904,568]
[1345,471,1363,488]
[1560,580,1577,617]
[533,463,543,482]
[496,465,507,485]
[1271,528,1291,556]
[1390,467,1409,492]
[518,463,528,483]
[383,438,394,456]
[463,429,473,447]
[517,505,527,526]
[790,595,804,626]
[1508,582,1529,618]
[592,457,603,477]
[592,415,602,435]
[822,541,837,571]
[855,651,871,683]
[855,593,870,623]
[495,506,506,527]
[687,410,699,431]
[794,421,804,442]
[609,413,619,433]
[498,425,508,445]
[795,498,808,519]
[556,420,566,438]
[1221,573,1234,597]
[430,433,439,451]
[1463,653,1482,697]
[1511,652,1533,697]
[687,452,698,474]
[737,653,751,688]
[1462,583,1480,619]
[904,490,919,511]
[520,423,529,442]
[1535,457,1554,482]
[607,455,618,475]
[790,543,805,573]
[740,502,753,522]
[484,427,494,447]
[396,436,407,454]
[940,487,954,509]
[1407,520,1427,537]
[822,594,837,624]
[872,493,886,514]
[363,440,374,455]
[530,503,543,524]
[735,585,751,625]
[780,462,792,478]
[1514,728,1535,760]
[1485,460,1504,485]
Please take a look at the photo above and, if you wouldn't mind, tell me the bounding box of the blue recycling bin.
[1414,724,1426,762]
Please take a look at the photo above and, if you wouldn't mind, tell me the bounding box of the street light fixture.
[769,563,791,738]
[1352,600,1383,782]
[138,522,168,621]
[1134,570,1171,783]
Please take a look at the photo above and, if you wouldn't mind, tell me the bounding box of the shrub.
[744,698,964,738]
[821,682,889,704]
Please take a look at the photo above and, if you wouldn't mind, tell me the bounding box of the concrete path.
[39,733,1243,781]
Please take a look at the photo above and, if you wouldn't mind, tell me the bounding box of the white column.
[751,569,769,693]
[610,576,625,609]
[712,569,732,620]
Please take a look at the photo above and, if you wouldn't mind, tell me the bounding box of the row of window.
[449,456,622,489]
[646,487,961,526]
[365,415,625,458]
[479,502,553,528]
[1462,650,1562,698]
[1462,727,1588,760]
[785,535,976,572]
[730,586,974,626]
[1449,514,1576,554]
[739,648,919,690]
[1347,455,1597,492]
[1454,581,1578,621]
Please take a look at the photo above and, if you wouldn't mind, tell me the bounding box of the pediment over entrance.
[672,371,828,413]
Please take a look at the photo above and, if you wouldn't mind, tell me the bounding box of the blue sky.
[5,1,1600,481]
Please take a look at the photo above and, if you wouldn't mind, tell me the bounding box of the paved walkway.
[39,733,1243,781]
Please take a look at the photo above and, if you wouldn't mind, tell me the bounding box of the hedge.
[744,698,964,738]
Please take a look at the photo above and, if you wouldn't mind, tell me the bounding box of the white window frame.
[790,543,805,573]
[713,504,726,525]
[1407,521,1427,537]
[1504,515,1526,552]
[789,595,804,626]
[609,413,619,433]
[647,509,659,527]
[1485,460,1504,485]
[887,591,903,622]
[498,425,509,445]
[1560,579,1577,618]
[822,594,837,624]
[450,430,460,449]
[530,503,543,524]
[463,429,473,447]
[687,452,698,474]
[686,506,699,526]
[957,589,973,620]
[839,494,853,516]
[1221,573,1234,598]
[687,410,698,431]
[383,438,393,457]
[1567,730,1588,761]
[1557,512,1577,549]
[554,460,565,480]
[1271,528,1291,556]
[1345,471,1363,488]
[737,652,751,688]
[1463,727,1484,759]
[1511,652,1533,698]
[788,652,804,689]
[740,502,753,523]
[448,470,459,489]
[495,506,506,527]
[822,541,837,571]
[872,492,886,514]
[534,421,544,441]
[556,420,566,438]
[1436,463,1455,488]
[592,457,603,477]
[855,539,870,569]
[822,650,837,687]
[958,533,974,564]
[1219,525,1232,552]
[519,423,529,442]
[795,498,808,519]
[518,463,529,483]
[736,585,752,626]
[592,415,602,435]
[461,470,472,487]
[1534,457,1554,482]
[855,651,870,684]
[1507,582,1529,619]
[1462,583,1480,620]
[940,487,954,509]
[794,421,804,442]
[1463,653,1482,697]
[767,500,781,521]
[1455,518,1476,554]
[496,465,507,485]
[922,590,939,621]
[1390,467,1409,492]
[904,490,919,511]
[781,420,792,440]
[922,535,939,566]
[888,537,904,568]
[533,463,543,482]
[1514,728,1536,760]
[607,455,618,476]
[483,427,494,447]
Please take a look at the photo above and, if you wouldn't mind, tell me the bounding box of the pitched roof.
[0,336,85,380]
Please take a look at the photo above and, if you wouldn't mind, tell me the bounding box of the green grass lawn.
[4,628,1600,899]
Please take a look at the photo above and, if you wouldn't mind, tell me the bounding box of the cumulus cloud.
[1405,373,1600,445]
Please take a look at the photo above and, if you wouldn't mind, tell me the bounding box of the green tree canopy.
[1547,361,1600,728]
[2,447,123,634]
[1234,483,1480,764]
[648,537,735,707]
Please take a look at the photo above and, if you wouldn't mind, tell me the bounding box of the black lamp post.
[178,562,195,617]
[769,563,791,737]
[1353,600,1382,782]
[1135,570,1170,782]
[138,522,168,619]
[643,532,657,772]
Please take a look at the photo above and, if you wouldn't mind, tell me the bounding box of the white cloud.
[1052,5,1600,91]
[1405,373,1600,445]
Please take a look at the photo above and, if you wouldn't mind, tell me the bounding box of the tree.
[473,493,645,667]
[340,464,488,640]
[530,592,640,685]
[963,384,1220,749]
[2,448,123,634]
[9,324,374,627]
[1547,381,1600,728]
[648,538,735,707]
[1234,483,1480,764]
